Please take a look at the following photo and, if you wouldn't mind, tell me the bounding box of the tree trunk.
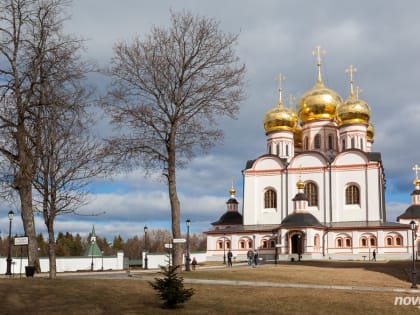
[48,223,56,279]
[168,135,182,270]
[18,179,39,271]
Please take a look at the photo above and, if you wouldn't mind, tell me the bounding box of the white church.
[205,47,418,262]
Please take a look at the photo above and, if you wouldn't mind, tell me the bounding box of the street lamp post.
[101,251,104,271]
[5,210,14,276]
[410,221,417,289]
[185,219,191,271]
[273,231,278,265]
[144,226,148,270]
[223,234,226,265]
[90,238,94,271]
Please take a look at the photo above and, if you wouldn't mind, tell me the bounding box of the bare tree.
[0,0,99,271]
[103,11,245,268]
[33,92,108,278]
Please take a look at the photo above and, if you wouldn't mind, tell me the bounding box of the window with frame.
[342,139,346,150]
[386,237,392,246]
[217,241,223,250]
[240,241,245,249]
[336,238,343,248]
[351,137,355,148]
[262,240,268,248]
[345,238,352,247]
[361,238,367,247]
[369,237,376,247]
[264,189,277,208]
[328,134,334,150]
[304,182,318,207]
[314,134,321,149]
[248,240,253,248]
[345,185,360,205]
[395,237,402,246]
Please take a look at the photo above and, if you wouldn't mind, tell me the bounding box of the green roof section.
[83,225,103,257]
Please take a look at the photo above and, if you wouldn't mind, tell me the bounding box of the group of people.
[226,249,260,268]
[247,250,259,267]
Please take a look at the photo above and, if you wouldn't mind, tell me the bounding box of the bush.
[149,265,195,309]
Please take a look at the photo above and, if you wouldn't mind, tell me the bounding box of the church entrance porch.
[289,231,304,261]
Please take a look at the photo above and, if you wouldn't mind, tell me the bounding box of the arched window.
[342,139,346,150]
[314,234,320,248]
[395,236,402,246]
[361,238,367,247]
[305,182,318,207]
[226,241,231,249]
[264,189,277,208]
[369,237,376,247]
[217,241,223,250]
[285,144,289,156]
[270,240,275,248]
[304,136,309,150]
[239,240,246,249]
[336,238,343,248]
[276,143,280,155]
[345,238,352,248]
[268,144,272,154]
[314,134,321,149]
[351,137,355,148]
[345,185,360,205]
[360,138,364,150]
[328,134,334,150]
[386,237,392,246]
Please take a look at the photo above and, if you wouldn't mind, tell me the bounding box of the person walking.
[227,250,233,267]
[372,249,376,261]
[247,250,253,266]
[253,251,259,267]
[191,257,197,270]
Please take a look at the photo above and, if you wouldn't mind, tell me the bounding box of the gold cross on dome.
[287,94,295,106]
[345,65,357,96]
[312,45,326,65]
[275,74,285,104]
[345,65,357,83]
[356,86,363,100]
[312,45,326,83]
[413,164,420,180]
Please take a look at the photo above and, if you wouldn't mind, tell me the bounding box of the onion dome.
[297,178,305,190]
[367,122,375,142]
[336,65,371,126]
[297,47,342,124]
[294,125,302,147]
[263,74,298,133]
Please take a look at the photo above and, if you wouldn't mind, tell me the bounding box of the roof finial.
[413,164,420,181]
[345,65,357,98]
[229,177,236,197]
[312,45,326,84]
[356,86,363,100]
[287,94,295,107]
[413,164,420,188]
[275,74,285,105]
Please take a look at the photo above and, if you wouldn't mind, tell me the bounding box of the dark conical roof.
[211,211,243,226]
[281,212,323,227]
[398,205,420,220]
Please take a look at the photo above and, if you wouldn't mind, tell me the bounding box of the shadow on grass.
[280,259,416,284]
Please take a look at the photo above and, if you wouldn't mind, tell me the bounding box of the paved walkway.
[132,273,420,294]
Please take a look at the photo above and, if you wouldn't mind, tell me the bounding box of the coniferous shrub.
[149,264,195,309]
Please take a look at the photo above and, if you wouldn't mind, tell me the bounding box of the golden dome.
[294,125,302,147]
[297,179,305,190]
[336,95,371,126]
[413,178,420,187]
[263,102,298,133]
[229,186,236,196]
[297,81,342,123]
[367,122,375,142]
[336,65,371,126]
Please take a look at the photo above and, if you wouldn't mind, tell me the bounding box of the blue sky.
[1,0,420,241]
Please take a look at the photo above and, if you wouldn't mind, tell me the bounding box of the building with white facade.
[205,48,413,262]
